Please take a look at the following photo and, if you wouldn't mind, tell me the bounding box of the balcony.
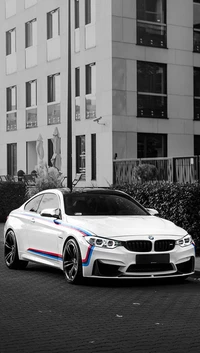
[137,21,167,48]
[86,95,96,119]
[6,112,17,131]
[75,97,80,120]
[47,103,60,125]
[137,93,167,118]
[47,37,60,62]
[25,46,37,69]
[194,30,200,53]
[194,98,200,120]
[26,108,37,128]
[6,53,17,75]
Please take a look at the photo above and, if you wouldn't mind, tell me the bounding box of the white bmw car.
[4,188,195,284]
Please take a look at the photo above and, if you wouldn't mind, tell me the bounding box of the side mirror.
[40,208,61,219]
[146,208,159,216]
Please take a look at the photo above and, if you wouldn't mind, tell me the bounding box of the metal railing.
[113,156,200,185]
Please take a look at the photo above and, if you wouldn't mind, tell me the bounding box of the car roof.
[60,187,128,196]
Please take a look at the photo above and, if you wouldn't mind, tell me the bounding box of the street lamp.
[67,0,72,190]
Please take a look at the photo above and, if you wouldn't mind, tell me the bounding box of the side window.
[24,195,43,212]
[37,193,60,214]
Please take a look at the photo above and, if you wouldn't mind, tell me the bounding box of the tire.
[4,230,28,270]
[63,238,83,284]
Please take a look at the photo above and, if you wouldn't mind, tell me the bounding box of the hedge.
[114,181,200,252]
[0,182,27,222]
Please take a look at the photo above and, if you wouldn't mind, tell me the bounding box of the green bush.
[114,181,200,253]
[0,181,27,222]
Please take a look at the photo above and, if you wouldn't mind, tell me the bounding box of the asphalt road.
[1,223,200,353]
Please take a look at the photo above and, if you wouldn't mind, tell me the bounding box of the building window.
[7,86,17,111]
[6,86,17,131]
[76,135,86,179]
[137,61,167,118]
[47,8,60,39]
[85,0,91,25]
[6,28,16,55]
[194,67,200,120]
[48,139,54,167]
[194,1,200,52]
[25,19,37,48]
[137,133,167,158]
[86,63,96,119]
[47,73,60,125]
[48,73,60,103]
[7,143,17,176]
[75,67,80,120]
[26,80,37,107]
[26,80,37,128]
[91,134,96,180]
[194,135,200,155]
[137,0,166,48]
[75,0,80,29]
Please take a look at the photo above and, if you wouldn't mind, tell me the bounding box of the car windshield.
[63,193,149,216]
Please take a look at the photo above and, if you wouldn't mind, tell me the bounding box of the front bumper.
[82,243,195,279]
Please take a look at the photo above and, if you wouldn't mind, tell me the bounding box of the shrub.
[27,166,63,198]
[133,163,158,182]
[114,181,200,253]
[0,181,26,222]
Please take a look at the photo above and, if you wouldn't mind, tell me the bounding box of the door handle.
[31,218,35,223]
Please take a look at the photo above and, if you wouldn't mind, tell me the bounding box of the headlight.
[176,234,194,247]
[85,236,121,249]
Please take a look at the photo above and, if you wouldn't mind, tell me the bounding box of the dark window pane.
[75,0,79,28]
[137,61,166,94]
[86,65,91,94]
[85,0,91,25]
[194,99,200,120]
[137,22,166,48]
[194,68,200,96]
[76,135,86,178]
[137,94,167,118]
[48,138,54,166]
[137,0,166,23]
[47,12,52,39]
[6,31,11,55]
[194,30,200,52]
[137,133,167,158]
[194,135,200,155]
[75,67,80,97]
[48,76,53,102]
[7,143,17,176]
[91,134,96,180]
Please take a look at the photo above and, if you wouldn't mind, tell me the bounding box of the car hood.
[67,215,187,239]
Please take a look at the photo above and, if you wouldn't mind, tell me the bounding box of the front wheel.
[63,238,83,284]
[4,230,28,270]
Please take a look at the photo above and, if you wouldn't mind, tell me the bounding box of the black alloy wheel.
[63,238,83,284]
[4,230,28,269]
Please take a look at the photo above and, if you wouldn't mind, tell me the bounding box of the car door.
[27,192,63,266]
[18,194,43,256]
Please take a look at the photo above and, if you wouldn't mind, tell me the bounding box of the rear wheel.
[4,230,28,270]
[63,238,83,284]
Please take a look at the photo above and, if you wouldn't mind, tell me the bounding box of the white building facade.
[0,0,200,186]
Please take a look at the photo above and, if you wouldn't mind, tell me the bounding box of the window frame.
[47,8,60,40]
[6,28,16,55]
[136,0,167,48]
[137,60,167,119]
[25,18,37,48]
